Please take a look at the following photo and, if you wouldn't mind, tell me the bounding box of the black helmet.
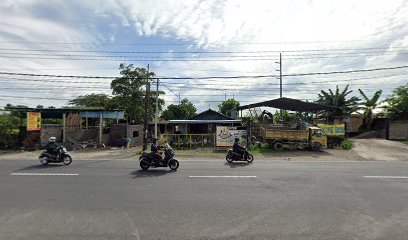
[234,138,239,142]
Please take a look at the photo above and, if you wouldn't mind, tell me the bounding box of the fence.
[161,134,216,149]
[388,120,408,140]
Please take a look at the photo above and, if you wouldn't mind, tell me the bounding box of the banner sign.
[317,123,345,137]
[216,126,247,147]
[27,112,41,131]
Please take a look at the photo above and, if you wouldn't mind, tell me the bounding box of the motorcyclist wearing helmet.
[45,137,60,156]
[150,138,162,164]
[233,137,246,158]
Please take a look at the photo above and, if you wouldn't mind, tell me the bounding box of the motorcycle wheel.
[140,159,150,170]
[226,154,234,163]
[246,154,254,163]
[169,159,179,171]
[40,158,49,166]
[63,156,72,165]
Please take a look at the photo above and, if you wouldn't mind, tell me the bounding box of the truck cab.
[309,126,327,150]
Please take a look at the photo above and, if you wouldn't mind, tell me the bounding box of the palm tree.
[358,89,382,130]
[316,85,360,121]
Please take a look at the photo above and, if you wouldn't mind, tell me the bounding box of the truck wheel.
[312,142,322,151]
[273,142,284,151]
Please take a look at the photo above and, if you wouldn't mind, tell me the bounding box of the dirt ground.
[352,139,408,161]
[0,139,407,161]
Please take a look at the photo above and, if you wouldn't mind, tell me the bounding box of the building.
[159,109,243,149]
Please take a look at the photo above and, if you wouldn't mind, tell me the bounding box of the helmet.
[234,138,239,142]
[49,137,57,143]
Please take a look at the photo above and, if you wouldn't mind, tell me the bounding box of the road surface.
[1,159,408,239]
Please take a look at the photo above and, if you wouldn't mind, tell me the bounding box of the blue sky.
[0,0,407,112]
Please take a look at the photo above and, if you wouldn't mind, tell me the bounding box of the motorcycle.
[139,147,179,171]
[39,146,72,166]
[226,148,254,163]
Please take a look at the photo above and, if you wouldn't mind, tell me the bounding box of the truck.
[259,123,327,151]
[317,123,346,148]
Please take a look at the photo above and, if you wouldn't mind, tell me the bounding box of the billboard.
[216,126,247,147]
[27,112,41,131]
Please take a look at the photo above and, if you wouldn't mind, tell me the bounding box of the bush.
[0,114,20,149]
[340,139,353,150]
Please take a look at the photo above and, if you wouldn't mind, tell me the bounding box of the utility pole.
[154,78,159,139]
[276,53,283,118]
[143,64,150,151]
[279,52,282,98]
[225,93,227,101]
[178,92,181,104]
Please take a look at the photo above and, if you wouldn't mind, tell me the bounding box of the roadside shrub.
[340,139,353,150]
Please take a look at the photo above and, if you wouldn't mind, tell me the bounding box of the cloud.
[0,0,407,112]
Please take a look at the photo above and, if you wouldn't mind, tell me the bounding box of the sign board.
[317,123,345,137]
[216,126,247,147]
[27,112,41,131]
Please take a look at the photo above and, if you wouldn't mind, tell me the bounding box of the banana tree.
[358,89,382,130]
[316,85,360,121]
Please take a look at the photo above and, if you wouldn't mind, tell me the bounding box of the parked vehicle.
[260,123,327,151]
[226,148,254,163]
[39,146,72,165]
[317,123,346,149]
[139,147,179,171]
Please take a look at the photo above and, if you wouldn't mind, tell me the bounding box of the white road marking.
[11,173,78,176]
[189,176,256,178]
[364,176,408,179]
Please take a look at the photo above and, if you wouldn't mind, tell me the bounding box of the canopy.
[235,97,339,112]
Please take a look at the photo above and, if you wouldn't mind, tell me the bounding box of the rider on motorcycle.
[45,137,60,157]
[233,138,246,158]
[150,138,162,164]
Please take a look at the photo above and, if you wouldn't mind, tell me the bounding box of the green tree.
[218,99,240,117]
[68,93,112,109]
[384,83,408,120]
[111,63,165,123]
[0,113,20,149]
[161,98,197,120]
[36,105,44,109]
[358,89,382,130]
[316,85,360,121]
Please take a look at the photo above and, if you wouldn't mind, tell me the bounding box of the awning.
[235,97,339,112]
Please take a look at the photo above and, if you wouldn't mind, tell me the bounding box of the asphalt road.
[1,159,408,240]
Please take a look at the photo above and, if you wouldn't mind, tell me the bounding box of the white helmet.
[49,137,57,143]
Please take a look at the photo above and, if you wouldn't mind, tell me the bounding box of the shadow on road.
[16,164,64,171]
[130,169,176,178]
[224,161,253,168]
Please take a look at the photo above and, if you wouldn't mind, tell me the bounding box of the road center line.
[189,176,256,178]
[11,173,79,176]
[363,176,408,179]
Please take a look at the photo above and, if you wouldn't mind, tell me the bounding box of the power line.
[0,47,406,54]
[1,65,407,80]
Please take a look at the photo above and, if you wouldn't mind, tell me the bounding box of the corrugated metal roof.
[236,97,339,112]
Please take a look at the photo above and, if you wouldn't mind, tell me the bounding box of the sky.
[0,0,407,113]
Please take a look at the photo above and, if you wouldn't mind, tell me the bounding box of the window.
[133,131,139,138]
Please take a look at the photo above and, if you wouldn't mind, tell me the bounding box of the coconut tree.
[358,89,382,130]
[316,85,360,121]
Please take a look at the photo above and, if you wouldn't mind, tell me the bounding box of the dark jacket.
[233,142,245,153]
[45,142,60,154]
[151,143,159,152]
